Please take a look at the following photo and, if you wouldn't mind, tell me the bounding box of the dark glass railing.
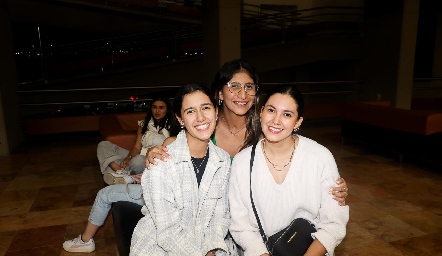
[16,3,365,120]
[19,81,364,120]
[15,4,363,86]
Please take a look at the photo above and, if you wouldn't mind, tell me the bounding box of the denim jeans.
[88,184,144,226]
[97,141,146,174]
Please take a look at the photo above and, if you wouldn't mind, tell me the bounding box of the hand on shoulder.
[163,136,177,147]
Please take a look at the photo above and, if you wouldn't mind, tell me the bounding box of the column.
[395,0,419,109]
[0,0,23,155]
[361,0,419,109]
[202,0,241,86]
[432,13,442,78]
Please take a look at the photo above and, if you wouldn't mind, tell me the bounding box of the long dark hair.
[141,95,173,134]
[211,59,262,150]
[257,84,305,137]
[170,83,216,136]
[262,84,304,117]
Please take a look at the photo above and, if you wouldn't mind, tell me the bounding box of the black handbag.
[249,143,317,256]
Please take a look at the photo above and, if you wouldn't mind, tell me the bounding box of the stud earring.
[216,116,218,121]
[218,99,223,106]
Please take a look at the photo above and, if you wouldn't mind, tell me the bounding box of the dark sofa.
[112,201,143,256]
[341,102,442,165]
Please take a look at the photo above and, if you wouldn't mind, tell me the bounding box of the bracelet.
[127,155,132,159]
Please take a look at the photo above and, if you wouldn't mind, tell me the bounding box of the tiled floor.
[0,122,441,255]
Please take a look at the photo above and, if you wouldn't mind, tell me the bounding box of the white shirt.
[138,118,169,155]
[229,136,349,256]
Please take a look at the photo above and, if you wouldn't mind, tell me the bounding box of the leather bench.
[112,201,144,256]
[341,103,442,165]
[99,112,146,150]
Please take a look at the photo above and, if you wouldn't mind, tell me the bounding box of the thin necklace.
[221,113,246,136]
[191,148,208,174]
[262,137,296,172]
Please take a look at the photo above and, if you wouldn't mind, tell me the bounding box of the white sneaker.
[63,235,95,253]
[103,170,134,185]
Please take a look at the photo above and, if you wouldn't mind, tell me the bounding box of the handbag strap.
[249,143,268,244]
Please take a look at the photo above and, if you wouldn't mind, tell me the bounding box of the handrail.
[18,81,363,94]
[21,100,149,106]
[17,86,182,93]
[20,90,363,106]
[18,81,364,107]
[413,77,442,90]
[302,90,362,95]
[262,80,364,86]
[413,77,442,81]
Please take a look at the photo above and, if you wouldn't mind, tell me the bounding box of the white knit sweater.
[229,136,349,256]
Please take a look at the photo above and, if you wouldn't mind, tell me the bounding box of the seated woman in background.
[130,84,232,255]
[229,84,349,256]
[62,96,178,253]
[97,94,173,185]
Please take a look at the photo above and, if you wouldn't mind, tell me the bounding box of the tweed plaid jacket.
[130,131,231,256]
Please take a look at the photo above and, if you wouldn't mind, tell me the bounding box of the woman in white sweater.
[229,84,349,256]
[97,95,173,185]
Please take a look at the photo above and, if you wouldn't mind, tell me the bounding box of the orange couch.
[341,103,442,164]
[99,112,146,150]
[26,116,101,135]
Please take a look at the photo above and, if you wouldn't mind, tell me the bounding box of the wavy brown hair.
[211,59,262,150]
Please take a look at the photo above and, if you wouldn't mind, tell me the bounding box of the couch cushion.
[115,113,146,131]
[99,112,147,150]
[343,103,442,135]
